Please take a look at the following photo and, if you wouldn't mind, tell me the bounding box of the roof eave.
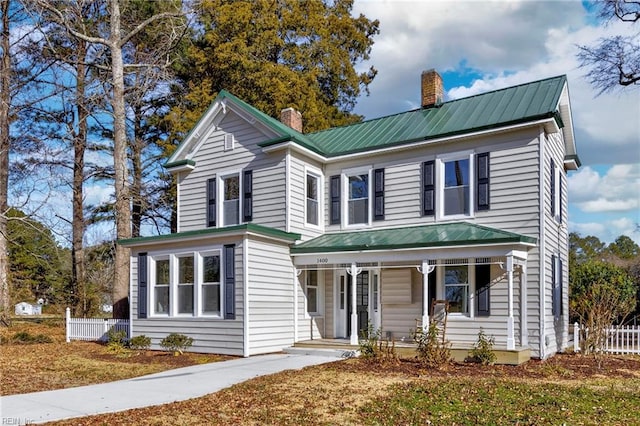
[119,224,301,248]
[290,239,537,256]
[164,159,196,173]
[260,139,328,163]
[320,116,558,162]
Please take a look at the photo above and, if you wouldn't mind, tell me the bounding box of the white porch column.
[419,261,436,327]
[506,255,515,350]
[520,264,528,347]
[347,263,362,345]
[293,268,302,343]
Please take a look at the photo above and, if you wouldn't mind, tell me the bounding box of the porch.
[291,338,531,365]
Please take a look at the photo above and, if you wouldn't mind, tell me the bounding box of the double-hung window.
[177,255,194,315]
[201,253,221,316]
[306,270,321,316]
[444,264,469,315]
[145,247,233,319]
[425,151,489,219]
[306,172,320,226]
[442,155,471,217]
[347,172,369,225]
[153,257,170,315]
[222,174,240,226]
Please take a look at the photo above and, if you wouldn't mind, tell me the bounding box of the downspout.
[538,126,546,359]
[243,236,250,357]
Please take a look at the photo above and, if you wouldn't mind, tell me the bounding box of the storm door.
[347,271,370,337]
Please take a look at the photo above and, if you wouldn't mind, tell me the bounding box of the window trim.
[176,253,195,316]
[147,246,227,319]
[150,255,170,317]
[304,166,324,230]
[437,260,478,318]
[305,269,323,317]
[199,250,223,318]
[436,151,475,221]
[342,166,372,228]
[218,169,243,227]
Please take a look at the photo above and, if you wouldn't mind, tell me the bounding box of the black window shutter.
[551,254,559,319]
[559,173,563,224]
[559,258,564,316]
[224,244,236,320]
[137,253,148,319]
[550,159,556,218]
[374,168,385,221]
[475,263,491,317]
[476,152,490,211]
[330,175,341,225]
[207,178,216,227]
[422,161,435,216]
[243,170,253,222]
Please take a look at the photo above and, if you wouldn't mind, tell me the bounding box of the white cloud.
[569,218,639,244]
[353,0,640,165]
[568,164,640,213]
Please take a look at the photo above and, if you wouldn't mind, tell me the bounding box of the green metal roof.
[290,223,536,254]
[119,223,301,247]
[260,75,567,157]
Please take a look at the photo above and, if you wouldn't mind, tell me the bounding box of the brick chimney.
[280,107,303,133]
[421,69,444,108]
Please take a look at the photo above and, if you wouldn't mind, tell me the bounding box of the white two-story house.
[120,70,579,361]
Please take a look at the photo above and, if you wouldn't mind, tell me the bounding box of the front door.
[347,271,370,337]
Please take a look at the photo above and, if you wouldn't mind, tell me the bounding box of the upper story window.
[423,152,489,220]
[443,158,470,216]
[329,167,383,227]
[348,173,369,225]
[223,174,240,226]
[207,170,252,228]
[306,172,320,226]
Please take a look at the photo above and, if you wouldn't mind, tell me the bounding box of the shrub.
[467,328,496,365]
[160,333,194,355]
[129,335,151,350]
[358,323,398,363]
[105,328,128,345]
[412,321,451,368]
[11,331,53,344]
[359,323,381,359]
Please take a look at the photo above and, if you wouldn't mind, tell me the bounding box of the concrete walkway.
[1,351,345,425]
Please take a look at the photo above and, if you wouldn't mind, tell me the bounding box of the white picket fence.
[573,322,640,355]
[65,307,130,343]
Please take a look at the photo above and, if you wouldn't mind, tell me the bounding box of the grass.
[0,320,227,396]
[47,356,640,426]
[3,321,640,425]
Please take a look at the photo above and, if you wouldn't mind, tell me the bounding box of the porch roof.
[290,223,536,255]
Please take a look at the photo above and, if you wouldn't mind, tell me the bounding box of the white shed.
[14,302,42,315]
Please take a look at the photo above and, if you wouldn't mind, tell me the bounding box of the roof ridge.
[307,75,567,137]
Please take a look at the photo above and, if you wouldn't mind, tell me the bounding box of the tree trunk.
[72,38,87,316]
[110,0,131,319]
[0,0,12,314]
[131,105,142,238]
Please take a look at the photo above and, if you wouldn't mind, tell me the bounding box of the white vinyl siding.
[130,241,245,356]
[176,110,286,232]
[246,237,298,355]
[288,153,325,239]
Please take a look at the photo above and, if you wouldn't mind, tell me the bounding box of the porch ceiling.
[290,222,536,255]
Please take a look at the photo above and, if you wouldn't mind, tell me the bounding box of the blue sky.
[351,0,640,244]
